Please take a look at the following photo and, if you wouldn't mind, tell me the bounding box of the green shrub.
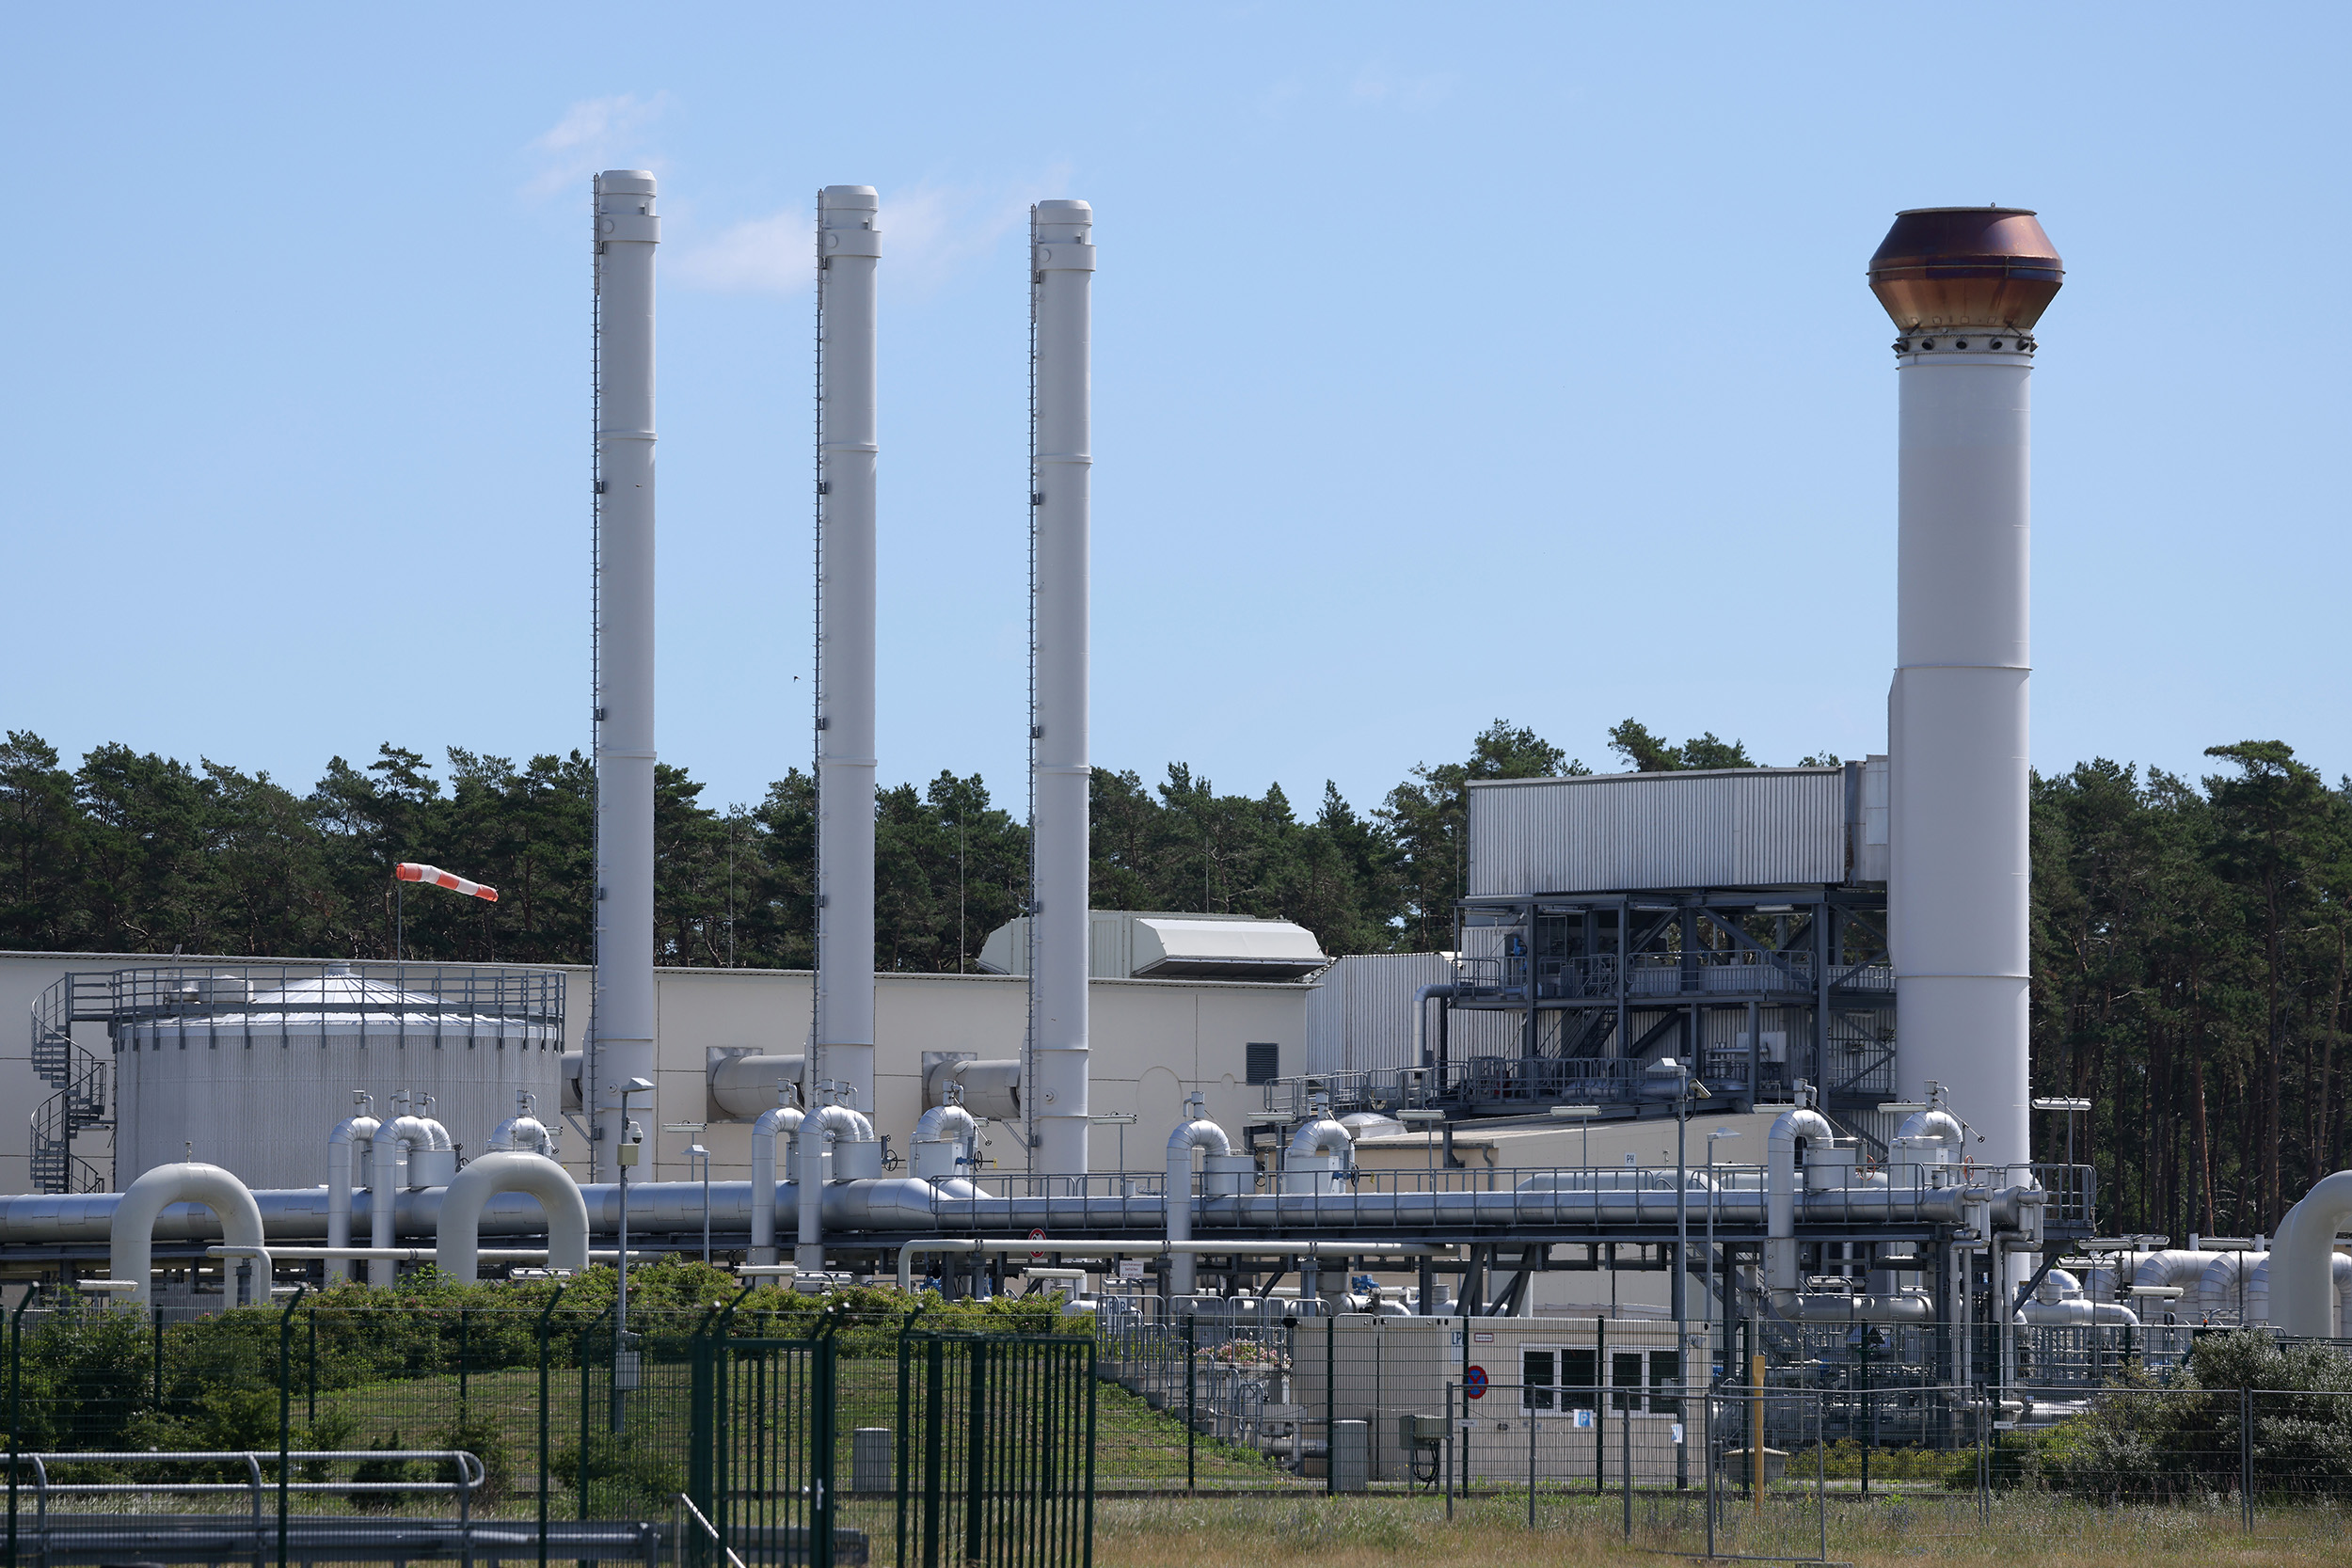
[349,1432,418,1511]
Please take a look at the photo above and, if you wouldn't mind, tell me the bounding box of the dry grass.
[1089,1491,2352,1567]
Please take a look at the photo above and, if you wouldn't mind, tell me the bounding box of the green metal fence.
[0,1289,1111,1568]
[897,1331,1095,1568]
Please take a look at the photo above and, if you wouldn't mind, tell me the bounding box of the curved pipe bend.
[1767,1106,1836,1296]
[2271,1170,2352,1337]
[436,1151,589,1285]
[112,1163,265,1309]
[1167,1113,1232,1295]
[326,1114,379,1285]
[750,1103,804,1264]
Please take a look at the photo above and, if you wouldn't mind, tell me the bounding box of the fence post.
[963,1339,987,1568]
[1184,1315,1196,1497]
[277,1285,307,1568]
[306,1309,316,1427]
[923,1338,944,1568]
[459,1306,470,1409]
[1083,1337,1097,1568]
[1325,1315,1336,1498]
[1704,1386,1715,1561]
[1443,1381,1454,1521]
[1620,1375,1632,1543]
[1816,1389,1826,1564]
[2241,1386,2253,1534]
[813,1319,837,1568]
[8,1284,37,1568]
[896,1307,926,1568]
[1527,1389,1536,1529]
[534,1286,565,1568]
[152,1305,164,1410]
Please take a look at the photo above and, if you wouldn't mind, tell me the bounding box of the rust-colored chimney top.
[1869,207,2062,332]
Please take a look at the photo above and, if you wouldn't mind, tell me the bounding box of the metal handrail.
[15,1449,483,1568]
[672,1491,749,1568]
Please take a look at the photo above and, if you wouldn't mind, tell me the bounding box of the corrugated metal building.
[1468,761,1887,896]
[1305,953,1518,1076]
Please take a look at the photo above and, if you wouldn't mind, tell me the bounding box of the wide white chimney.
[814,185,881,1117]
[1873,207,2063,1180]
[1028,199,1095,1179]
[590,169,660,1173]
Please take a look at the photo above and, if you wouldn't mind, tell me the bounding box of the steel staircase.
[29,973,113,1193]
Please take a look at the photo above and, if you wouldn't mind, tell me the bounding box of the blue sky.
[6,5,2345,817]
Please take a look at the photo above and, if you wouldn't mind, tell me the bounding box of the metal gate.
[694,1333,836,1568]
[896,1332,1094,1568]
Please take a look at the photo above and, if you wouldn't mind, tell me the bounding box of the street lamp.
[610,1077,654,1359]
[1653,1059,1710,1489]
[1548,1104,1603,1179]
[664,1121,712,1262]
[1706,1127,1741,1393]
[2031,1097,2092,1168]
[1089,1113,1137,1176]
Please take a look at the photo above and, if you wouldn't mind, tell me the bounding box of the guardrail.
[11,1449,482,1568]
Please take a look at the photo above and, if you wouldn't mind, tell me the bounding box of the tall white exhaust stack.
[814,186,881,1117]
[1871,208,2063,1181]
[1028,200,1095,1179]
[591,170,660,1174]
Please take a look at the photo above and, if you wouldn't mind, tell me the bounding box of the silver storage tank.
[112,962,564,1190]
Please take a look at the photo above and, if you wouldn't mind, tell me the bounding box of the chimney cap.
[1869,206,2062,332]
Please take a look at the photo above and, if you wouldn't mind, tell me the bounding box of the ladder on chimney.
[29,973,113,1194]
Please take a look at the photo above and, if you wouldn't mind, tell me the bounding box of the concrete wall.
[0,951,1308,1196]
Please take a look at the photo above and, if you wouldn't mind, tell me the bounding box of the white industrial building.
[0,940,1316,1198]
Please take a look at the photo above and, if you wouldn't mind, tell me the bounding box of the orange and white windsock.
[394,863,500,903]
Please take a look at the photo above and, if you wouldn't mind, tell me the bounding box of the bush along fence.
[0,1268,1097,1568]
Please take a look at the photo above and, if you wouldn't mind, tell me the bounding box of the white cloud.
[888,166,1072,296]
[671,210,809,295]
[524,93,671,200]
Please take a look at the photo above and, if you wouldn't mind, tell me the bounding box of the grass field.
[1092,1491,2352,1567]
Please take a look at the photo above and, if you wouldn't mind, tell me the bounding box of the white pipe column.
[1029,199,1095,1180]
[815,185,882,1117]
[1872,210,2063,1190]
[593,169,661,1175]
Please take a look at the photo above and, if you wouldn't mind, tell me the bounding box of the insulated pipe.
[1029,198,1096,1180]
[369,1110,434,1286]
[796,1103,863,1270]
[2269,1170,2352,1336]
[1166,1105,1232,1295]
[326,1110,378,1285]
[750,1102,804,1265]
[1788,1291,1935,1324]
[110,1163,265,1308]
[486,1093,555,1158]
[1,1173,2033,1245]
[593,168,661,1174]
[710,1054,809,1119]
[436,1152,591,1286]
[926,1058,1021,1119]
[1891,1108,1964,1150]
[912,1103,980,1179]
[1767,1106,1837,1293]
[1413,985,1454,1076]
[814,184,882,1118]
[1285,1118,1353,1167]
[1872,209,2061,1189]
[2013,1298,2139,1328]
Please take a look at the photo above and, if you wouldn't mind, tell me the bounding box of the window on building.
[1561,1348,1597,1404]
[1521,1349,1555,1411]
[1246,1041,1280,1085]
[1647,1350,1682,1417]
[1611,1352,1645,1411]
